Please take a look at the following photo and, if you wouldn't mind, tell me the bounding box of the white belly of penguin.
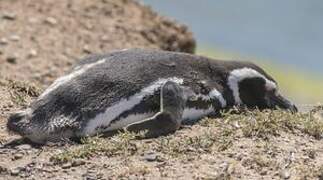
[82,77,184,136]
[104,112,155,131]
[182,106,214,121]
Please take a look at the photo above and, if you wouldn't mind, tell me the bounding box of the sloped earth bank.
[0,0,323,179]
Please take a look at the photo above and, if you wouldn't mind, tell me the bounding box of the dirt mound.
[0,0,195,85]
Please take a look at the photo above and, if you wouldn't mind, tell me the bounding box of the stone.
[0,38,8,45]
[44,17,58,25]
[10,168,20,176]
[0,165,8,174]
[280,169,291,179]
[6,55,17,64]
[72,159,86,167]
[83,45,91,54]
[143,152,157,162]
[2,12,16,20]
[9,35,20,41]
[61,162,72,169]
[13,153,24,160]
[28,49,38,58]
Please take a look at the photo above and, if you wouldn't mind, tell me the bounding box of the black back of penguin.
[29,49,228,127]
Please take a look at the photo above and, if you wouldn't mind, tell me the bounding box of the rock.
[17,144,32,150]
[61,162,72,169]
[83,45,91,54]
[44,17,58,25]
[10,168,20,176]
[82,170,97,180]
[0,38,8,45]
[9,35,20,41]
[28,49,38,58]
[143,152,157,162]
[280,169,291,179]
[0,165,8,174]
[6,55,17,64]
[13,153,24,160]
[72,159,86,167]
[260,170,268,175]
[2,12,16,20]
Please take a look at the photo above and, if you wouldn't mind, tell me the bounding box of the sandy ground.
[0,0,323,179]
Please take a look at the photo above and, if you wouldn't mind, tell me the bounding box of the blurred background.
[141,0,323,105]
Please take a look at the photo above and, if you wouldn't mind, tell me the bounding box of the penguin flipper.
[125,81,185,138]
[125,112,179,137]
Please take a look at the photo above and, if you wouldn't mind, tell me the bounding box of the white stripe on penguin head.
[209,89,227,107]
[227,67,277,105]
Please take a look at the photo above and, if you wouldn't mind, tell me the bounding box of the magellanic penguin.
[7,49,297,143]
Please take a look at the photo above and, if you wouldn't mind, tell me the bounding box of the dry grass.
[51,131,141,163]
[51,108,323,166]
[6,79,40,106]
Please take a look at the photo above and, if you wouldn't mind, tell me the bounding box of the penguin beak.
[267,92,298,113]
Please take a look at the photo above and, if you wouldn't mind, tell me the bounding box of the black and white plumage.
[7,49,297,143]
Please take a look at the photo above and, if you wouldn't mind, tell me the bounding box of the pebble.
[83,45,91,54]
[143,152,157,162]
[83,175,97,180]
[280,169,291,179]
[2,12,16,20]
[10,168,20,176]
[9,35,20,41]
[28,49,38,58]
[0,165,8,173]
[61,162,72,169]
[44,17,58,25]
[6,55,17,64]
[0,38,8,45]
[13,153,24,160]
[260,170,268,175]
[72,159,86,167]
[17,144,32,150]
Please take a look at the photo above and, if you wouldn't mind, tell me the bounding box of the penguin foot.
[125,81,185,138]
[125,112,179,138]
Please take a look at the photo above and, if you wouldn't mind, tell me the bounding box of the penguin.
[7,49,297,143]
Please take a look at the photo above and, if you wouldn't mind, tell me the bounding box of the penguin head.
[227,66,297,112]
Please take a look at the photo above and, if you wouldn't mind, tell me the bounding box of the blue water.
[141,0,323,76]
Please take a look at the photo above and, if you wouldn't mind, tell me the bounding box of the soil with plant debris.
[1,0,323,180]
